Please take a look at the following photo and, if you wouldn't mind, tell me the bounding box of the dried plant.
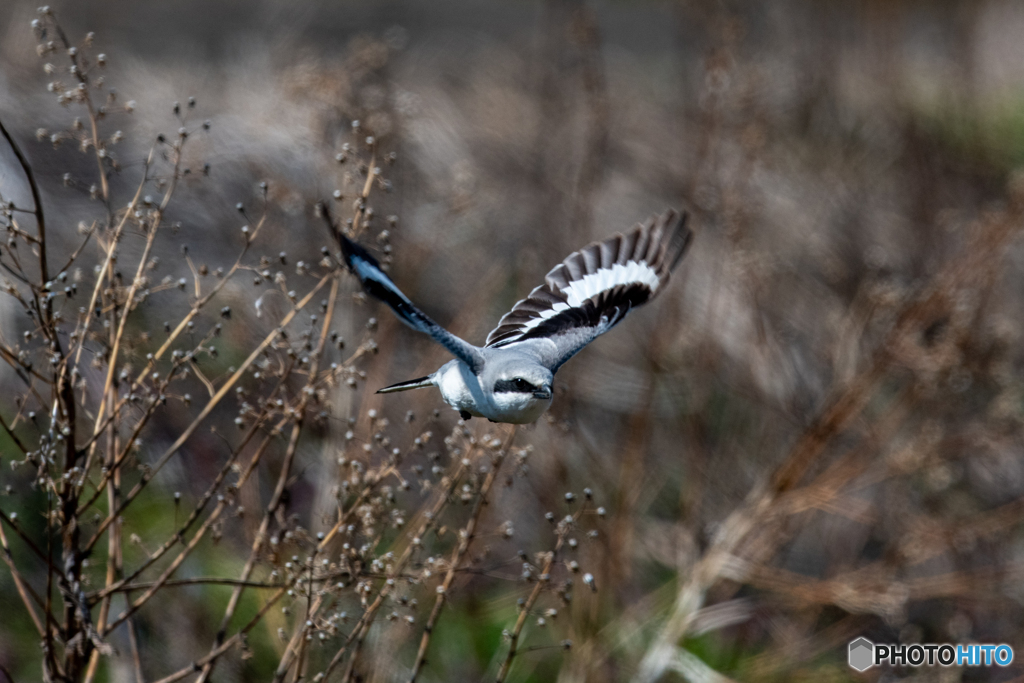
[0,10,604,683]
[4,3,1024,683]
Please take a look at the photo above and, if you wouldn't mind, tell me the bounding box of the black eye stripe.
[494,378,536,393]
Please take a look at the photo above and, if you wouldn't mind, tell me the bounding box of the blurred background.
[3,0,1024,681]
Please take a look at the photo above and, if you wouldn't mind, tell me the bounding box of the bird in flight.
[330,210,692,424]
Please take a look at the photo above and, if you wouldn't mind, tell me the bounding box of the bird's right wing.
[485,209,691,372]
[332,228,485,374]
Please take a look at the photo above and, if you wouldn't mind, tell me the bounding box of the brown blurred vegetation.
[2,0,1024,681]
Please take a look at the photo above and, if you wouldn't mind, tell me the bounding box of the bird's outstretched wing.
[333,228,485,373]
[486,209,691,372]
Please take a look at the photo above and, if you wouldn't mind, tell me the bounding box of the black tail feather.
[376,375,434,394]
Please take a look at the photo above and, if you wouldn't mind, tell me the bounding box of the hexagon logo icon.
[848,637,874,672]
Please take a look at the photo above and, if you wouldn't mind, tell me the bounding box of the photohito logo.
[848,638,1014,671]
[848,638,874,672]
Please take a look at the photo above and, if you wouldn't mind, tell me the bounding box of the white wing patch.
[562,261,660,307]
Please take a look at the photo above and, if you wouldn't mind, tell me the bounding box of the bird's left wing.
[333,229,485,373]
[486,209,691,372]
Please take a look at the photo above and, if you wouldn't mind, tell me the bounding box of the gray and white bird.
[331,210,692,424]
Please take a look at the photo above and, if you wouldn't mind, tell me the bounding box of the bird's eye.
[514,378,533,392]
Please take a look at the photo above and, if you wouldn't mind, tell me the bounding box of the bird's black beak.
[533,384,552,400]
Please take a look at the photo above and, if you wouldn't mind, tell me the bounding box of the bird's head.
[490,365,554,418]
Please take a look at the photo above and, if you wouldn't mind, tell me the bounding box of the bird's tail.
[376,375,435,394]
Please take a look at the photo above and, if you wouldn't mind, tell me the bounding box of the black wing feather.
[333,228,485,373]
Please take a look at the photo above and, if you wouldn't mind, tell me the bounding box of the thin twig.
[0,116,48,286]
[317,444,477,683]
[0,517,45,636]
[201,276,340,683]
[83,273,332,554]
[148,586,289,683]
[409,427,516,682]
[496,522,571,682]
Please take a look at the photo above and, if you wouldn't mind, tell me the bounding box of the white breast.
[436,361,488,417]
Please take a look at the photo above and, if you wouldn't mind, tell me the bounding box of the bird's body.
[330,209,692,424]
[434,354,553,424]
